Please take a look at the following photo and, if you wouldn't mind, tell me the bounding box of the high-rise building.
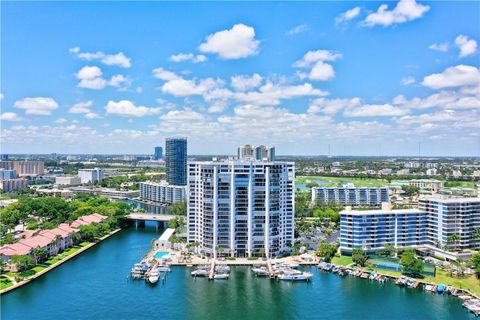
[237,144,255,160]
[78,168,104,184]
[187,159,295,258]
[165,137,187,186]
[11,161,44,177]
[312,187,389,207]
[0,169,17,180]
[154,146,163,160]
[419,197,480,251]
[238,144,275,161]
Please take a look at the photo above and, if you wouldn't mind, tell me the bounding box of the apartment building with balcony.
[187,159,294,258]
[312,187,389,208]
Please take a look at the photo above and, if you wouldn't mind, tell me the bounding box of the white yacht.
[277,271,313,281]
[148,268,160,284]
[213,273,229,280]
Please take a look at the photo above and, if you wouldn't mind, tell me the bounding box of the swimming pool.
[154,251,169,259]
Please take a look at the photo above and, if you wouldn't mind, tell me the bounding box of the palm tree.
[447,234,460,251]
[31,247,48,265]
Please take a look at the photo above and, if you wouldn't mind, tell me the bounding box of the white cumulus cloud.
[71,47,131,68]
[422,65,480,89]
[199,24,260,60]
[105,100,161,117]
[14,97,59,115]
[455,35,478,58]
[335,7,361,25]
[364,0,430,27]
[230,74,263,91]
[294,50,342,81]
[69,101,93,114]
[170,53,207,63]
[0,112,24,121]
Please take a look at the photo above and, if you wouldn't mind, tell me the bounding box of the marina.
[1,226,477,320]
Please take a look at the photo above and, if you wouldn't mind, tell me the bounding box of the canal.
[1,225,475,320]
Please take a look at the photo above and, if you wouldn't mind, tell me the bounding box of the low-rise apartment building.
[312,187,389,208]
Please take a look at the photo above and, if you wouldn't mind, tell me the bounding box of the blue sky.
[1,1,479,156]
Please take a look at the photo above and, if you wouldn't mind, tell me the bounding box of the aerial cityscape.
[1,1,479,320]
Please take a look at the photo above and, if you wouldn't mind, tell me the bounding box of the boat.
[369,272,377,280]
[395,276,408,286]
[252,266,269,276]
[148,268,160,284]
[277,271,313,281]
[191,269,209,277]
[158,266,171,272]
[406,279,416,288]
[436,284,446,293]
[213,273,229,280]
[130,263,149,279]
[424,284,433,291]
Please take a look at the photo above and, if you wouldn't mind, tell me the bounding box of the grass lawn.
[331,256,353,266]
[0,276,13,290]
[332,255,480,297]
[423,270,480,297]
[296,176,390,187]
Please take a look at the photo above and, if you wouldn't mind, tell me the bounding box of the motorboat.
[277,271,313,281]
[191,269,209,277]
[252,266,269,276]
[158,266,171,273]
[148,268,160,284]
[213,273,229,280]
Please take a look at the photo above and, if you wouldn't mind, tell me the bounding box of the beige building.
[409,179,444,192]
[12,161,45,177]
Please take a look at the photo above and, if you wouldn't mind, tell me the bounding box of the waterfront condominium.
[187,159,295,258]
[419,197,480,251]
[312,187,389,207]
[139,181,186,205]
[339,203,428,253]
[165,137,187,186]
[340,197,480,260]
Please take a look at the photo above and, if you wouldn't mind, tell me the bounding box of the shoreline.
[0,228,123,295]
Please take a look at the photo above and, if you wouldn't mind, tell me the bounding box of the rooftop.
[419,196,480,204]
[341,208,426,216]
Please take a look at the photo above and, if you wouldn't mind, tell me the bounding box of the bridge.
[126,213,177,222]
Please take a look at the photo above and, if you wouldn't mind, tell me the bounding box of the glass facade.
[165,138,187,186]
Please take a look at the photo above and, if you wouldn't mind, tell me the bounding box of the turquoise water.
[1,225,474,320]
[154,251,169,259]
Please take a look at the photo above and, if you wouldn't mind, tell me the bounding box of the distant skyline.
[1,1,479,156]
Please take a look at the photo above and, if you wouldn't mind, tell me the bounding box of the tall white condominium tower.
[187,159,294,258]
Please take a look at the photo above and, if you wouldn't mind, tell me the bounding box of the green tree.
[381,243,396,257]
[400,249,424,277]
[79,224,99,242]
[31,247,48,264]
[11,255,34,272]
[315,241,338,262]
[352,248,368,267]
[169,201,187,216]
[471,253,480,277]
[446,234,460,251]
[0,233,16,246]
[401,185,420,196]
